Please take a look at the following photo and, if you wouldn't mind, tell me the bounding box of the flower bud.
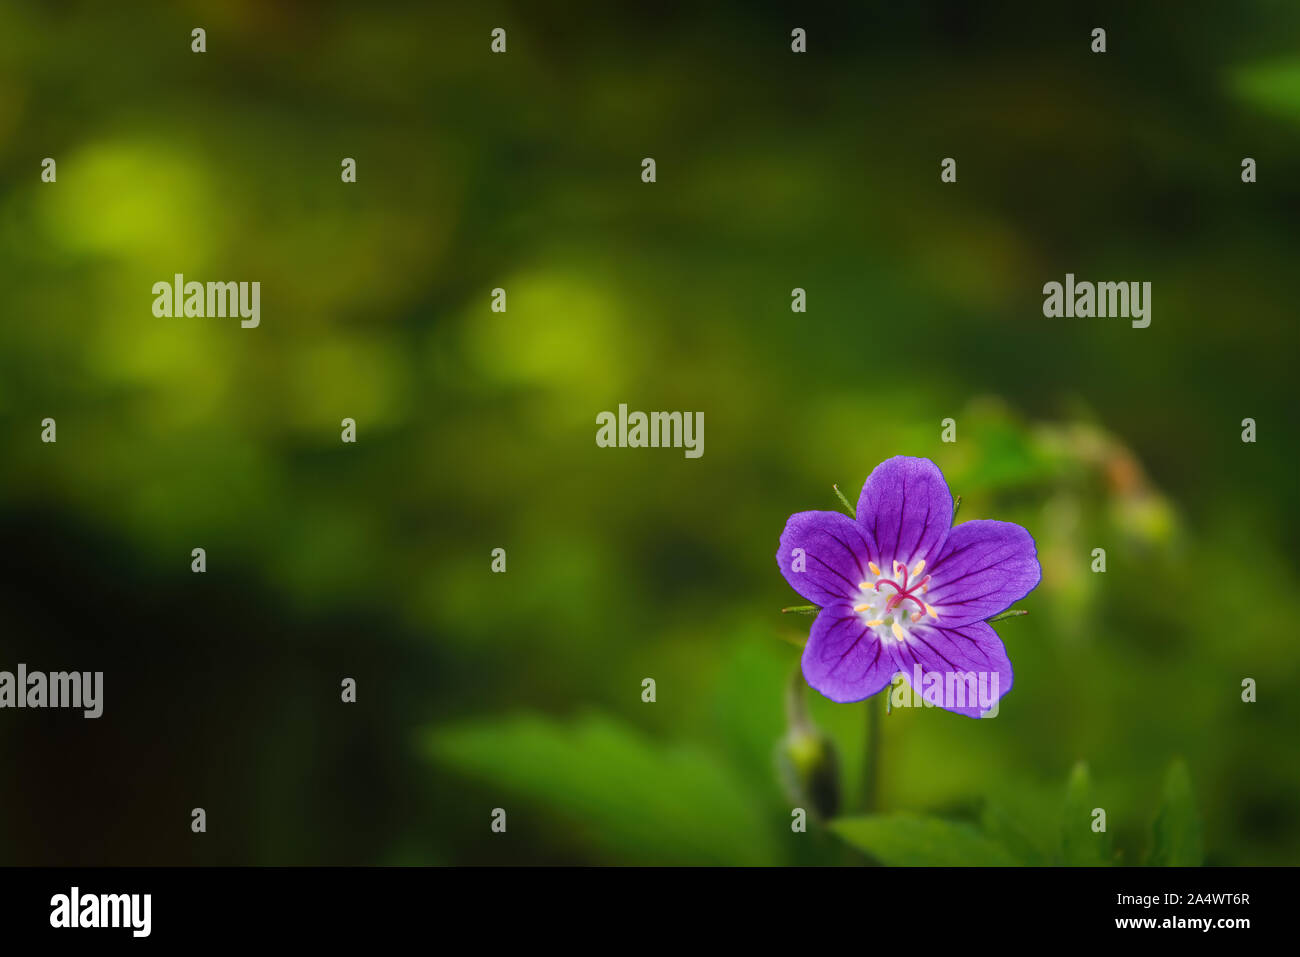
[777,665,841,819]
[777,724,841,821]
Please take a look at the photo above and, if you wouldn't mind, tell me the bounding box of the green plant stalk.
[863,691,881,813]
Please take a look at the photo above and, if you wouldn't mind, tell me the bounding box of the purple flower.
[777,456,1041,718]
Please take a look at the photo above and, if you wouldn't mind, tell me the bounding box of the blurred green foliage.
[1,1,1298,865]
[834,813,1021,867]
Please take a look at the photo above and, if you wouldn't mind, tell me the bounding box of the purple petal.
[777,510,879,606]
[925,520,1042,627]
[888,621,1013,718]
[855,456,954,571]
[802,605,898,703]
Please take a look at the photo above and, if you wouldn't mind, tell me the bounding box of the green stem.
[862,691,881,813]
[786,665,811,732]
[781,604,819,616]
[952,494,962,522]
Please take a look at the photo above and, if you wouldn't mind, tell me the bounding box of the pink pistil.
[877,572,933,617]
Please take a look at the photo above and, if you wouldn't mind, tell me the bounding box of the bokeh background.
[1,0,1298,865]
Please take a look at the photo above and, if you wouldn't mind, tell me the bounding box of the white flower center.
[852,559,940,642]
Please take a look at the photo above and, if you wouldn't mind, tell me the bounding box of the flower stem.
[952,494,962,522]
[862,691,882,812]
[781,604,819,616]
[786,665,811,733]
[832,484,856,519]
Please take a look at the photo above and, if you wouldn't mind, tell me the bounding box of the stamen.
[891,621,907,642]
[853,603,871,613]
[870,565,937,623]
[858,581,875,591]
[866,619,883,627]
[868,562,882,576]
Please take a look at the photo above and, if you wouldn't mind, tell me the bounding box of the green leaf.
[980,785,1060,866]
[831,813,1019,866]
[423,712,778,865]
[1147,759,1204,866]
[1061,761,1112,865]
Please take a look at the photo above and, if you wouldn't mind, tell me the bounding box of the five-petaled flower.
[777,456,1041,718]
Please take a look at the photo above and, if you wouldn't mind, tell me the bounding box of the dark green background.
[1,1,1297,864]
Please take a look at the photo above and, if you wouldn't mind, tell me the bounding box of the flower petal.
[777,509,879,605]
[888,620,1013,718]
[925,519,1042,626]
[855,456,954,570]
[802,605,898,703]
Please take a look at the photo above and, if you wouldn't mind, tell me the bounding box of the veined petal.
[777,510,879,605]
[925,519,1042,626]
[855,456,954,570]
[888,620,1013,719]
[802,605,898,703]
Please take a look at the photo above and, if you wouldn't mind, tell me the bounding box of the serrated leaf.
[1147,759,1204,866]
[981,789,1058,866]
[1061,761,1112,865]
[831,813,1019,866]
